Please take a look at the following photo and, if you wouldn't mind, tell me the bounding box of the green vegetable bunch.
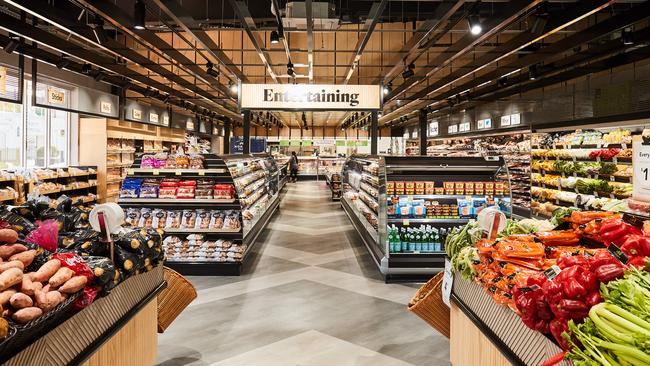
[497,219,535,238]
[600,163,618,175]
[452,247,480,280]
[444,221,482,259]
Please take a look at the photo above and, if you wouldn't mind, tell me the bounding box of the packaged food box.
[425,182,435,195]
[444,182,455,195]
[495,182,505,195]
[386,181,395,195]
[474,182,484,195]
[415,181,425,195]
[435,187,445,195]
[485,182,495,195]
[395,181,405,195]
[464,182,474,195]
[405,182,415,195]
[454,182,464,195]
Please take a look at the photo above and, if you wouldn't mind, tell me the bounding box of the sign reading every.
[240,84,381,110]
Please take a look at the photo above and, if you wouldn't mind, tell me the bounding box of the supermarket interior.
[0,1,649,365]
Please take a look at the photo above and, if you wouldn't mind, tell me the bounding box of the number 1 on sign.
[644,168,649,181]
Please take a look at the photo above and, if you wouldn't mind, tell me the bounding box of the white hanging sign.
[510,113,521,125]
[633,135,650,202]
[240,83,381,110]
[47,87,65,106]
[500,115,511,127]
[132,109,142,120]
[149,112,159,123]
[100,101,112,114]
[429,121,439,137]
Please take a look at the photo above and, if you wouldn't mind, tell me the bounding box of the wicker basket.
[157,266,197,333]
[408,272,450,338]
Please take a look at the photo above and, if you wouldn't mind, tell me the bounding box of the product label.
[607,243,629,265]
[100,101,112,114]
[544,265,562,280]
[442,258,453,308]
[132,109,142,120]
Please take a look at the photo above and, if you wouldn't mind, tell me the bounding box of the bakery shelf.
[161,228,242,234]
[126,168,227,175]
[531,143,628,149]
[387,218,470,224]
[118,198,236,204]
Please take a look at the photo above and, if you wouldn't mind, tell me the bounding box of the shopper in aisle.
[289,151,299,182]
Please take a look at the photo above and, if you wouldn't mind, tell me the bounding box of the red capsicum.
[557,254,588,269]
[599,218,642,245]
[553,299,589,320]
[563,278,587,299]
[588,251,619,272]
[594,263,625,283]
[621,234,650,257]
[549,318,571,350]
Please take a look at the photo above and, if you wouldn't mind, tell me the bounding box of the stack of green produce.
[564,267,650,366]
[445,221,482,280]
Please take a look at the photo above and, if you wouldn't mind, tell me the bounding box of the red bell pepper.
[594,263,625,283]
[628,256,650,269]
[586,292,603,307]
[578,270,598,293]
[550,318,571,350]
[599,218,641,245]
[553,299,589,320]
[588,251,619,272]
[543,280,564,304]
[563,278,587,300]
[557,254,588,269]
[621,235,650,257]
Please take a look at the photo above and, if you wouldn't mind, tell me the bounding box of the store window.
[0,102,23,169]
[0,81,71,168]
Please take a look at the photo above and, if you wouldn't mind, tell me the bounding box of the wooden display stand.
[82,300,158,366]
[450,302,512,366]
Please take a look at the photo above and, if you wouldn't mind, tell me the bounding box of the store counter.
[2,266,165,366]
[450,275,569,366]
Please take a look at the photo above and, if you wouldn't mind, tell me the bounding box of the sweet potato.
[8,250,37,267]
[0,289,16,306]
[12,307,42,324]
[0,229,18,244]
[48,267,74,288]
[34,289,64,312]
[59,276,87,294]
[0,268,23,291]
[21,275,42,296]
[0,261,24,272]
[0,318,8,339]
[31,259,61,283]
[1,309,10,319]
[0,244,26,260]
[9,292,33,309]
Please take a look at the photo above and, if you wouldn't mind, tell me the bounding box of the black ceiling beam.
[424,1,650,110]
[391,0,620,118]
[0,11,220,113]
[74,0,236,102]
[149,0,249,83]
[375,0,465,84]
[342,0,388,84]
[8,0,238,115]
[384,0,544,105]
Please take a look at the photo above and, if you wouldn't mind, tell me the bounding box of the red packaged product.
[159,186,178,199]
[176,186,196,198]
[159,179,179,188]
[51,252,95,284]
[178,180,197,186]
[214,184,234,199]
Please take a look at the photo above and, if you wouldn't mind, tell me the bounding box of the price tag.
[403,219,410,226]
[175,171,182,176]
[613,157,618,164]
[441,258,453,308]
[152,170,159,176]
[607,243,629,264]
[597,157,601,163]
[544,265,562,280]
[622,143,628,149]
[610,175,615,182]
[127,169,134,175]
[198,170,206,176]
[604,143,609,148]
[596,143,602,149]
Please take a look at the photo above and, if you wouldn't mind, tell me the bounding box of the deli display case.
[341,155,511,281]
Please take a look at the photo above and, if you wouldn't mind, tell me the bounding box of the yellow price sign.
[127,169,134,175]
[152,170,159,175]
[175,171,182,176]
[402,219,410,226]
[198,170,205,176]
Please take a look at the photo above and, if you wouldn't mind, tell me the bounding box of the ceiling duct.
[283,1,338,30]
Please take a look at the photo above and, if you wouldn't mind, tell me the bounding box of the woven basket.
[157,266,197,333]
[408,272,450,338]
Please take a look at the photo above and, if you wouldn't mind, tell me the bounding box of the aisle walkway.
[156,181,449,366]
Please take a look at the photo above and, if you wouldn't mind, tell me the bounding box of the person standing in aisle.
[290,151,299,182]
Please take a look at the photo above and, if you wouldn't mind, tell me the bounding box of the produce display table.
[2,265,165,366]
[450,275,569,366]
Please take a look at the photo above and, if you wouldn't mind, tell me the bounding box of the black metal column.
[223,119,231,154]
[419,109,427,156]
[243,110,251,154]
[370,111,378,155]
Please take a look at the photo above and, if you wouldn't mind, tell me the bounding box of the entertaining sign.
[240,84,382,111]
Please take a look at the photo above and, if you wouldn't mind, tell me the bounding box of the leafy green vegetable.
[551,207,579,226]
[600,267,650,322]
[600,163,618,175]
[444,221,482,259]
[451,247,480,280]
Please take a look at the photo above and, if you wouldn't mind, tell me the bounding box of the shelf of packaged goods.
[230,168,266,181]
[242,193,280,248]
[532,143,629,149]
[126,168,227,175]
[390,251,445,256]
[359,194,378,214]
[344,197,379,234]
[241,190,269,211]
[340,197,381,257]
[118,198,236,204]
[388,194,511,200]
[72,196,99,204]
[239,181,267,200]
[107,149,137,154]
[237,175,266,192]
[387,218,470,224]
[510,191,531,198]
[106,178,125,184]
[359,184,378,200]
[531,183,631,200]
[361,172,379,185]
[0,177,16,182]
[161,228,242,234]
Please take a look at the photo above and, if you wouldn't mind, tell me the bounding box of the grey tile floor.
[156,181,450,366]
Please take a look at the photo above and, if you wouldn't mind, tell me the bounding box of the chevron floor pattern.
[156,181,450,366]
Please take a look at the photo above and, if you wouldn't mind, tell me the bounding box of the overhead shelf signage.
[448,125,458,134]
[124,99,171,128]
[477,118,492,129]
[429,121,439,137]
[47,87,66,106]
[239,83,382,111]
[500,113,521,127]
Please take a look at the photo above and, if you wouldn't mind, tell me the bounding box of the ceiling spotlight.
[468,14,482,35]
[529,64,538,80]
[94,71,106,82]
[144,87,155,97]
[622,28,634,45]
[382,83,392,95]
[134,0,146,30]
[287,62,295,77]
[206,61,220,77]
[4,38,19,54]
[81,63,92,74]
[229,81,238,94]
[402,67,414,79]
[162,94,171,103]
[497,77,508,87]
[270,30,280,44]
[56,55,70,70]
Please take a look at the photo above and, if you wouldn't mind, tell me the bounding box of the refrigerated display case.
[341,155,511,281]
[118,153,280,276]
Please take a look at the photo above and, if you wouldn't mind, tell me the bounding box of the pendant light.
[134,0,146,30]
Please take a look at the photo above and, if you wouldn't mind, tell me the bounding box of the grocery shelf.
[126,168,227,175]
[0,196,17,202]
[387,194,511,200]
[532,143,628,149]
[388,218,470,224]
[161,228,242,234]
[118,198,236,204]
